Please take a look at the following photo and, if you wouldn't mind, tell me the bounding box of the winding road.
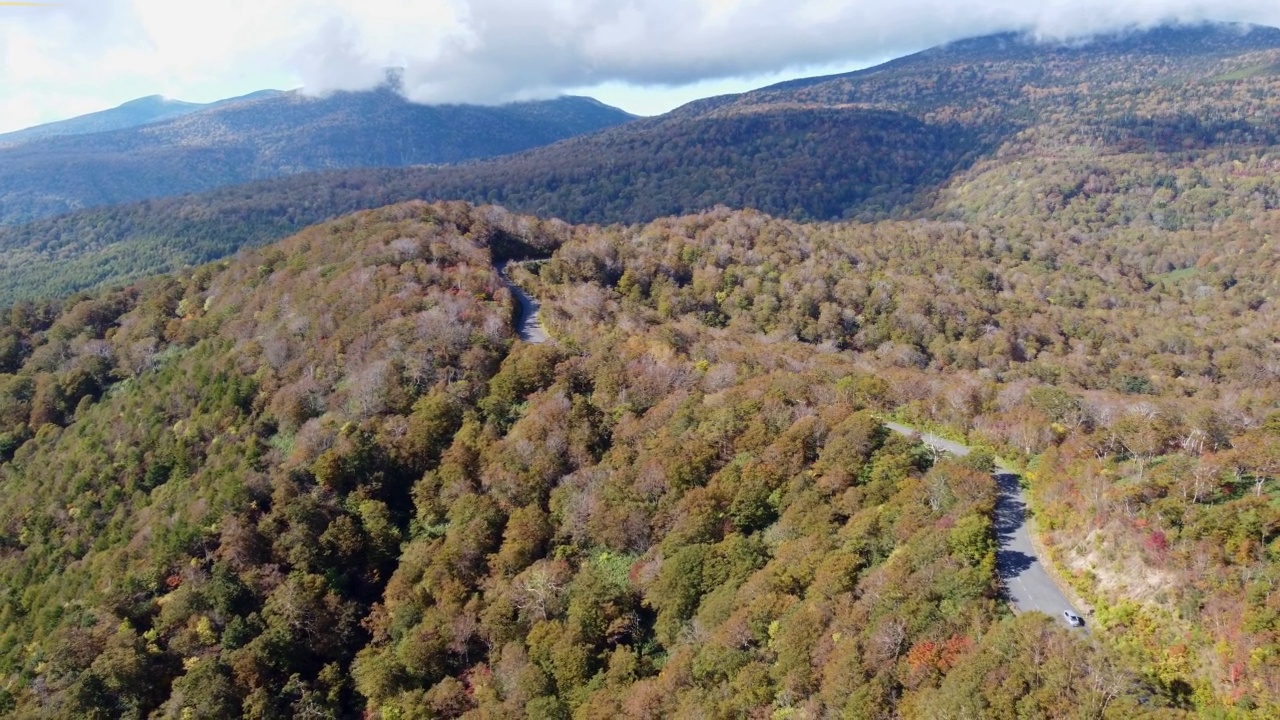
[488,268,1078,624]
[885,422,1086,629]
[496,261,549,344]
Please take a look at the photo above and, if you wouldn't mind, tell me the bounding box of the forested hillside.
[0,20,1277,720]
[0,90,635,226]
[526,204,1280,711]
[0,200,1196,718]
[3,24,1280,303]
[0,198,1276,716]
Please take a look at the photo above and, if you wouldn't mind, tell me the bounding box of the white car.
[1063,610,1085,627]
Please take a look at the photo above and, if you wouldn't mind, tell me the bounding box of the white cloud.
[1,0,1280,131]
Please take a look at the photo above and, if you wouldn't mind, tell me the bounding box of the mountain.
[3,22,1280,303]
[0,90,284,148]
[0,90,637,225]
[0,197,1275,716]
[2,22,1280,719]
[0,200,1203,719]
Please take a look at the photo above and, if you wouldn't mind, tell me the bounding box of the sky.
[2,0,1280,133]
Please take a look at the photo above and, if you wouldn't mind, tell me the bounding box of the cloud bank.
[2,0,1280,129]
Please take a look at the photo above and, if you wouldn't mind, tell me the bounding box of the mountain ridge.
[2,22,1280,303]
[0,90,637,225]
[0,89,286,148]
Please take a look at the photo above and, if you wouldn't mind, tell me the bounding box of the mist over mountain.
[0,88,636,226]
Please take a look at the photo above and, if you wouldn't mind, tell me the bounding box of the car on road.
[1063,610,1085,627]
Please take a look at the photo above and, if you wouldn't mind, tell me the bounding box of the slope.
[10,194,1276,714]
[0,201,1163,718]
[0,89,637,225]
[0,91,284,148]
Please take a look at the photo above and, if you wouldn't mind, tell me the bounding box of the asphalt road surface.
[497,262,549,344]
[884,422,1087,630]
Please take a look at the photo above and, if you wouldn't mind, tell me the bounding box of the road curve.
[884,422,1086,630]
[496,262,549,344]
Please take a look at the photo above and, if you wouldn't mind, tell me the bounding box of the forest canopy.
[0,199,1274,717]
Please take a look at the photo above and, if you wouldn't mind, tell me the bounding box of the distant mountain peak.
[0,89,286,147]
[938,20,1280,55]
[118,94,196,110]
[0,88,638,225]
[753,20,1280,97]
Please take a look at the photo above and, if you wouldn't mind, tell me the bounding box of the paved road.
[885,422,1086,630]
[496,262,549,344]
